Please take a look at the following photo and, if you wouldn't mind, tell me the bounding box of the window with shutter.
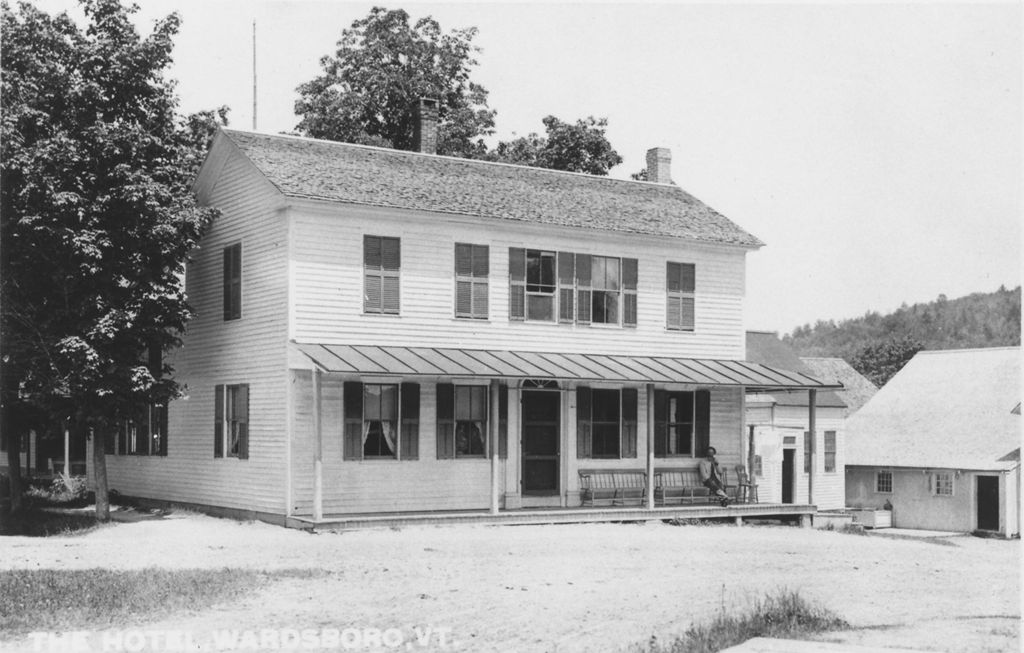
[576,387,631,459]
[622,258,638,327]
[364,235,400,314]
[666,261,695,331]
[575,254,592,325]
[436,383,456,459]
[363,384,399,458]
[557,252,575,323]
[621,388,638,458]
[343,382,363,460]
[223,244,241,321]
[400,383,420,460]
[824,431,836,472]
[804,431,812,473]
[455,243,489,319]
[508,248,526,320]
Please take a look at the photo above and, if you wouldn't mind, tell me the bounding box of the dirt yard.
[1,513,1019,652]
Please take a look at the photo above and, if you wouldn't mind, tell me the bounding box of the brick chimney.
[413,98,439,155]
[646,147,672,184]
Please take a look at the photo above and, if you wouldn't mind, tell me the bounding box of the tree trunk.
[1,384,23,514]
[89,419,110,521]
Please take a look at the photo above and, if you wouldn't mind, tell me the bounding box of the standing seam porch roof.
[220,129,764,248]
[293,343,840,390]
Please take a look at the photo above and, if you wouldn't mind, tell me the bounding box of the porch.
[286,501,816,532]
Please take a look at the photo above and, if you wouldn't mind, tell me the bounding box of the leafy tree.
[850,336,923,387]
[1,0,220,519]
[294,7,496,157]
[485,116,623,176]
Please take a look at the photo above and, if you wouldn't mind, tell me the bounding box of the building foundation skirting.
[120,496,287,527]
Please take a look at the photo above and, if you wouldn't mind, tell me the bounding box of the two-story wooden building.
[99,107,837,526]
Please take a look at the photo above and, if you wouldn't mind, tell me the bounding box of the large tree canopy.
[294,6,496,157]
[1,0,221,516]
[486,116,623,176]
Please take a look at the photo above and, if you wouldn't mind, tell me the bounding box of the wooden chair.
[734,465,758,503]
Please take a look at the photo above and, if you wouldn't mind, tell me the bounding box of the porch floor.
[287,502,816,532]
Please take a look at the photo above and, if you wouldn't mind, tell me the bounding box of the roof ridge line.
[222,127,687,190]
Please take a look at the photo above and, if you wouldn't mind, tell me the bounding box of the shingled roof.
[845,347,1021,470]
[220,129,763,248]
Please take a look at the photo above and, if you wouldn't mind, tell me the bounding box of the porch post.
[808,388,816,506]
[489,379,500,514]
[747,424,756,478]
[645,383,655,509]
[312,369,323,522]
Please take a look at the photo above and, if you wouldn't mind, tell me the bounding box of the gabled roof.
[744,331,845,408]
[845,347,1021,471]
[211,129,763,248]
[800,357,878,416]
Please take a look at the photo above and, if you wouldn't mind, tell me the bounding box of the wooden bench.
[654,468,732,505]
[578,469,647,507]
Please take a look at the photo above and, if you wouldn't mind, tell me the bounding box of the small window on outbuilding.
[875,469,893,493]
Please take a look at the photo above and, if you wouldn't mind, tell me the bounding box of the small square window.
[932,472,953,496]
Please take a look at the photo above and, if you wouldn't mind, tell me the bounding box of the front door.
[781,449,795,504]
[977,476,1000,532]
[521,390,560,495]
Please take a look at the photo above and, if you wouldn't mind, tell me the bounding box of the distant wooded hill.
[782,286,1021,386]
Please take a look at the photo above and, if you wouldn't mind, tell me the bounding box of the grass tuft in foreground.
[647,589,849,653]
[0,568,325,636]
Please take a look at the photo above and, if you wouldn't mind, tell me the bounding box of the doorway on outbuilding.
[781,448,795,504]
[977,475,1000,532]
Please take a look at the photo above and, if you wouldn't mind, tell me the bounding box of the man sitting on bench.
[698,446,731,507]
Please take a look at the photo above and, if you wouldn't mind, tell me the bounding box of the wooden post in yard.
[808,389,816,507]
[645,383,655,510]
[312,369,323,523]
[489,379,500,515]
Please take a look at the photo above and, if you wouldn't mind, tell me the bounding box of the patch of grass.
[0,506,103,537]
[646,589,849,653]
[0,567,324,636]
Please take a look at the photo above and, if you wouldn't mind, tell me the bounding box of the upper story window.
[223,243,241,321]
[590,256,620,324]
[526,249,556,321]
[454,243,489,319]
[510,248,637,327]
[364,236,400,314]
[666,261,695,331]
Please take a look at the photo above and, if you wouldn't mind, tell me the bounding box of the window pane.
[456,281,472,316]
[591,389,620,422]
[527,250,555,293]
[592,423,620,457]
[527,294,554,321]
[472,245,489,277]
[364,385,382,420]
[380,385,398,420]
[680,263,695,292]
[364,236,381,268]
[472,281,488,316]
[455,243,473,276]
[605,257,619,290]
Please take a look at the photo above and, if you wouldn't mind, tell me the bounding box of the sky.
[28,0,1023,334]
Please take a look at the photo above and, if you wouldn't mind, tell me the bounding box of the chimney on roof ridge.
[646,147,672,184]
[413,97,439,155]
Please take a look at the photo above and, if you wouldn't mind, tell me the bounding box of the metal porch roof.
[292,343,841,390]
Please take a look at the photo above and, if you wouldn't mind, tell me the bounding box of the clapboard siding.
[289,204,747,359]
[105,150,289,515]
[746,405,845,510]
[289,369,745,514]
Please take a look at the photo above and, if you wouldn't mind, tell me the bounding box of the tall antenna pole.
[252,19,257,131]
